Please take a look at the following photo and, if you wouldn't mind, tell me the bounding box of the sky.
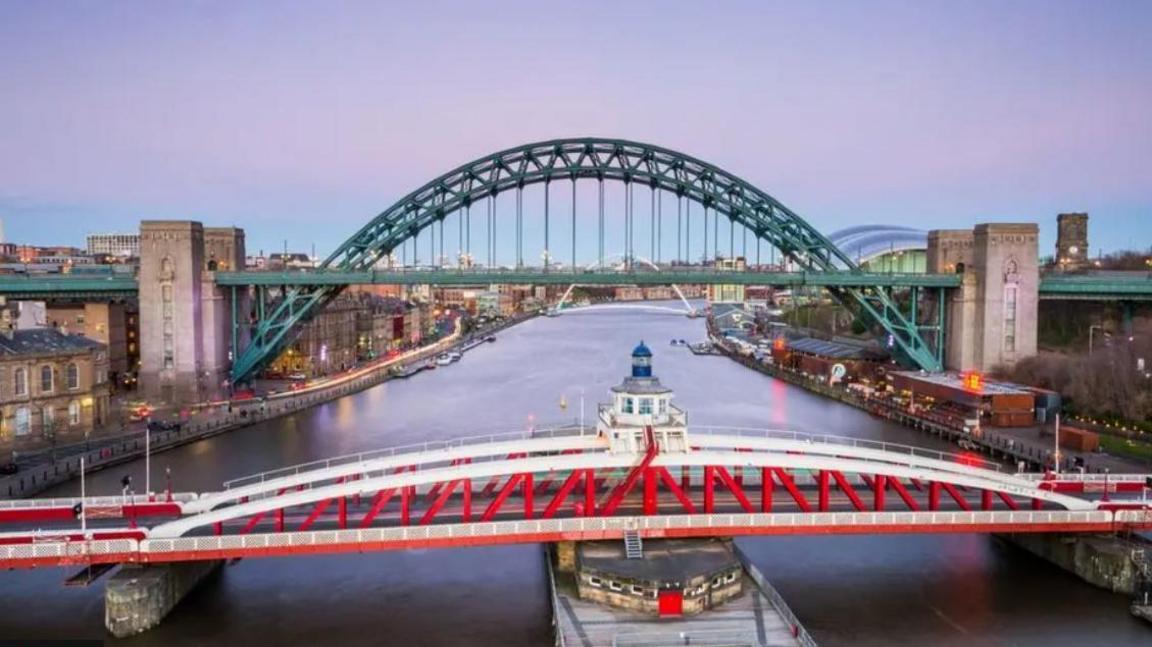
[1,1,1150,263]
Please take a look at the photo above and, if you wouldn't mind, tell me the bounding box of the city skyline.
[2,1,1150,258]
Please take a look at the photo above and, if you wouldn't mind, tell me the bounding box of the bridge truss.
[2,427,1149,569]
[228,138,946,383]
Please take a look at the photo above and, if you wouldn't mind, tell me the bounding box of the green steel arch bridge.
[2,139,1151,384]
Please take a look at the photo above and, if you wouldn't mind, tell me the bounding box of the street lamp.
[1088,324,1105,356]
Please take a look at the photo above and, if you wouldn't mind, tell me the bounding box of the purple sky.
[1,1,1150,261]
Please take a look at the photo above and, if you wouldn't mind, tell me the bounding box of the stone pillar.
[105,560,224,638]
[928,224,1038,372]
[139,221,206,404]
[138,221,246,404]
[1055,212,1089,271]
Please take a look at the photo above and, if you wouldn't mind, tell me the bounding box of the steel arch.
[232,138,940,383]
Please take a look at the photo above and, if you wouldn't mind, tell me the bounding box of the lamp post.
[1088,324,1104,356]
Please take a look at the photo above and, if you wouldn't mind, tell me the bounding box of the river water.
[1,308,1147,645]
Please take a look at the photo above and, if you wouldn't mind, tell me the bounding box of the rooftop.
[578,539,738,584]
[891,371,1032,395]
[0,328,106,357]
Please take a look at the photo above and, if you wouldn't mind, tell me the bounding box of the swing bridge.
[1,425,1150,570]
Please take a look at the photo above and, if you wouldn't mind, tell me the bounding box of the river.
[0,307,1147,645]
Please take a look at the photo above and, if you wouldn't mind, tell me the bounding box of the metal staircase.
[623,528,644,559]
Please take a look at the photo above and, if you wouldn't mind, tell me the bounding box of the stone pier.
[105,560,224,638]
[996,533,1149,595]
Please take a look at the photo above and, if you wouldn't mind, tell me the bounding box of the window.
[588,576,602,587]
[608,581,623,592]
[40,365,54,393]
[622,398,634,414]
[13,368,27,397]
[68,400,81,426]
[631,585,645,596]
[67,363,80,390]
[15,407,30,436]
[638,398,653,415]
[657,399,668,415]
[1003,284,1018,353]
[42,405,54,431]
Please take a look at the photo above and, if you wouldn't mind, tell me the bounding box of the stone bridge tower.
[928,223,1038,372]
[138,221,246,405]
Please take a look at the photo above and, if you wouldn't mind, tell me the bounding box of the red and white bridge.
[2,426,1150,570]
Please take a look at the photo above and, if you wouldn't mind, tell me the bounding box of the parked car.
[148,420,182,433]
[0,463,18,476]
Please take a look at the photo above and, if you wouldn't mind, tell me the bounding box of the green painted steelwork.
[0,275,138,300]
[230,138,948,382]
[213,269,961,288]
[1038,274,1152,301]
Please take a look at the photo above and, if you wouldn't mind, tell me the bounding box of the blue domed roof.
[632,341,652,358]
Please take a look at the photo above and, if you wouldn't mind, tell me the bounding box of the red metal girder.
[928,482,941,511]
[860,474,876,489]
[873,475,886,511]
[703,466,715,513]
[276,506,284,532]
[830,471,867,512]
[541,470,586,519]
[523,474,535,519]
[996,491,1020,510]
[419,479,461,525]
[761,468,774,513]
[299,498,333,531]
[481,474,524,522]
[657,467,697,514]
[535,450,579,495]
[910,478,925,492]
[886,477,921,511]
[714,466,754,513]
[338,495,348,529]
[584,469,596,516]
[981,489,994,511]
[681,466,690,491]
[401,486,412,526]
[481,453,526,496]
[462,477,472,523]
[425,460,461,502]
[940,483,971,511]
[1031,498,1043,511]
[360,488,398,528]
[213,521,223,536]
[817,471,831,512]
[643,468,658,515]
[599,429,659,517]
[772,468,813,513]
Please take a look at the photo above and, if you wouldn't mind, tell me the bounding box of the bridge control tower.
[598,342,688,454]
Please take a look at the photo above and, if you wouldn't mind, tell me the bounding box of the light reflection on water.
[0,309,1147,645]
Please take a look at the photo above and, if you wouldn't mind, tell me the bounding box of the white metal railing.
[222,425,593,489]
[0,493,200,509]
[1018,473,1152,482]
[693,426,1003,472]
[5,510,1149,564]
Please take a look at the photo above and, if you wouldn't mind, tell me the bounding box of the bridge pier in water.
[104,559,224,638]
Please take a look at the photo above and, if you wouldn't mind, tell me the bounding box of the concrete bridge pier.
[996,533,1151,599]
[105,559,224,638]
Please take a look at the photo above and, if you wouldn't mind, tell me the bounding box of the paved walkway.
[554,574,802,647]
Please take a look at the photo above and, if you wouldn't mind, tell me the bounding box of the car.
[147,420,182,433]
[287,373,308,381]
[0,463,18,476]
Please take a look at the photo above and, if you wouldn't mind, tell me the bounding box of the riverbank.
[0,313,533,500]
[708,335,1149,475]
